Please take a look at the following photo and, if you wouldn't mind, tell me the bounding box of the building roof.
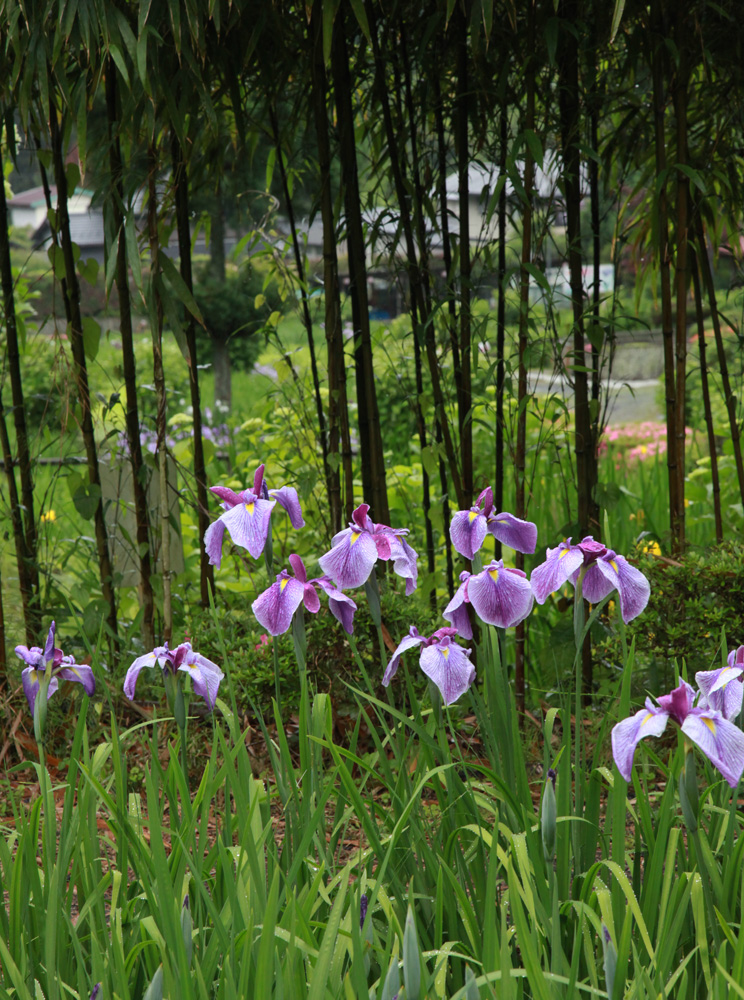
[9,184,95,208]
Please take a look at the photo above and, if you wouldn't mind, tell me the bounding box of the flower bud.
[181,894,193,965]
[541,769,557,864]
[678,749,699,834]
[602,924,617,998]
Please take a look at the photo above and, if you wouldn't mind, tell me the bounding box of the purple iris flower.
[124,641,224,710]
[204,463,305,567]
[15,621,95,713]
[382,626,476,705]
[531,536,650,623]
[612,672,744,788]
[318,503,418,594]
[449,486,537,560]
[442,561,534,638]
[252,554,358,636]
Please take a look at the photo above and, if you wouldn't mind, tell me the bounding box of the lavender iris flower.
[15,621,95,713]
[612,668,744,788]
[382,626,476,705]
[124,641,224,710]
[531,535,650,623]
[204,463,305,567]
[449,486,538,560]
[252,554,358,636]
[442,561,534,638]
[318,503,418,594]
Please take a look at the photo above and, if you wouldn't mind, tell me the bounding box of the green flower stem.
[364,568,387,673]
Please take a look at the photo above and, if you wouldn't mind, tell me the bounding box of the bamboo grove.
[1,0,744,702]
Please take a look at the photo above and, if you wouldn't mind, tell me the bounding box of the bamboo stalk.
[171,132,215,608]
[49,95,118,652]
[0,119,38,642]
[105,60,155,648]
[456,4,473,504]
[690,242,723,543]
[695,213,744,509]
[332,16,389,525]
[515,0,536,718]
[651,2,680,550]
[148,145,172,643]
[673,30,689,551]
[268,103,332,519]
[310,3,353,530]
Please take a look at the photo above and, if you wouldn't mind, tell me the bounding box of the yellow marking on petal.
[350,532,361,545]
[442,647,449,659]
[29,669,39,685]
[245,502,255,515]
[68,667,81,678]
[703,717,717,735]
[280,578,289,591]
[468,511,479,523]
[610,560,618,573]
[640,712,654,727]
[489,569,499,583]
[559,549,569,559]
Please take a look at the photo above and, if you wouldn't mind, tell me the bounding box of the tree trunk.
[171,132,215,606]
[690,242,723,543]
[332,17,389,524]
[148,147,172,643]
[105,60,155,649]
[212,337,232,415]
[0,119,39,642]
[269,103,332,520]
[651,1,680,549]
[49,97,118,650]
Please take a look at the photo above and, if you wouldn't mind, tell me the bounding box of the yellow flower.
[41,510,56,523]
[641,540,661,556]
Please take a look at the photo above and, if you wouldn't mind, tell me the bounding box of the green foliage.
[192,260,283,370]
[604,542,744,694]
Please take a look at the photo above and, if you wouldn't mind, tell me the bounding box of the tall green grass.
[2,604,743,998]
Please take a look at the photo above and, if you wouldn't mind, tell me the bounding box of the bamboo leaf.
[610,0,626,42]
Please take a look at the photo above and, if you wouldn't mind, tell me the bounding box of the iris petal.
[466,562,534,628]
[124,650,163,700]
[419,638,475,706]
[270,486,305,529]
[579,558,619,604]
[442,577,473,639]
[681,712,744,788]
[57,662,96,696]
[177,652,224,711]
[611,706,669,781]
[222,497,277,559]
[318,528,378,590]
[382,628,426,686]
[252,576,306,635]
[203,518,227,569]
[613,554,651,623]
[486,512,538,555]
[531,544,584,603]
[450,509,488,560]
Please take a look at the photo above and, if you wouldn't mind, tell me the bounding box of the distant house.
[8,184,108,264]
